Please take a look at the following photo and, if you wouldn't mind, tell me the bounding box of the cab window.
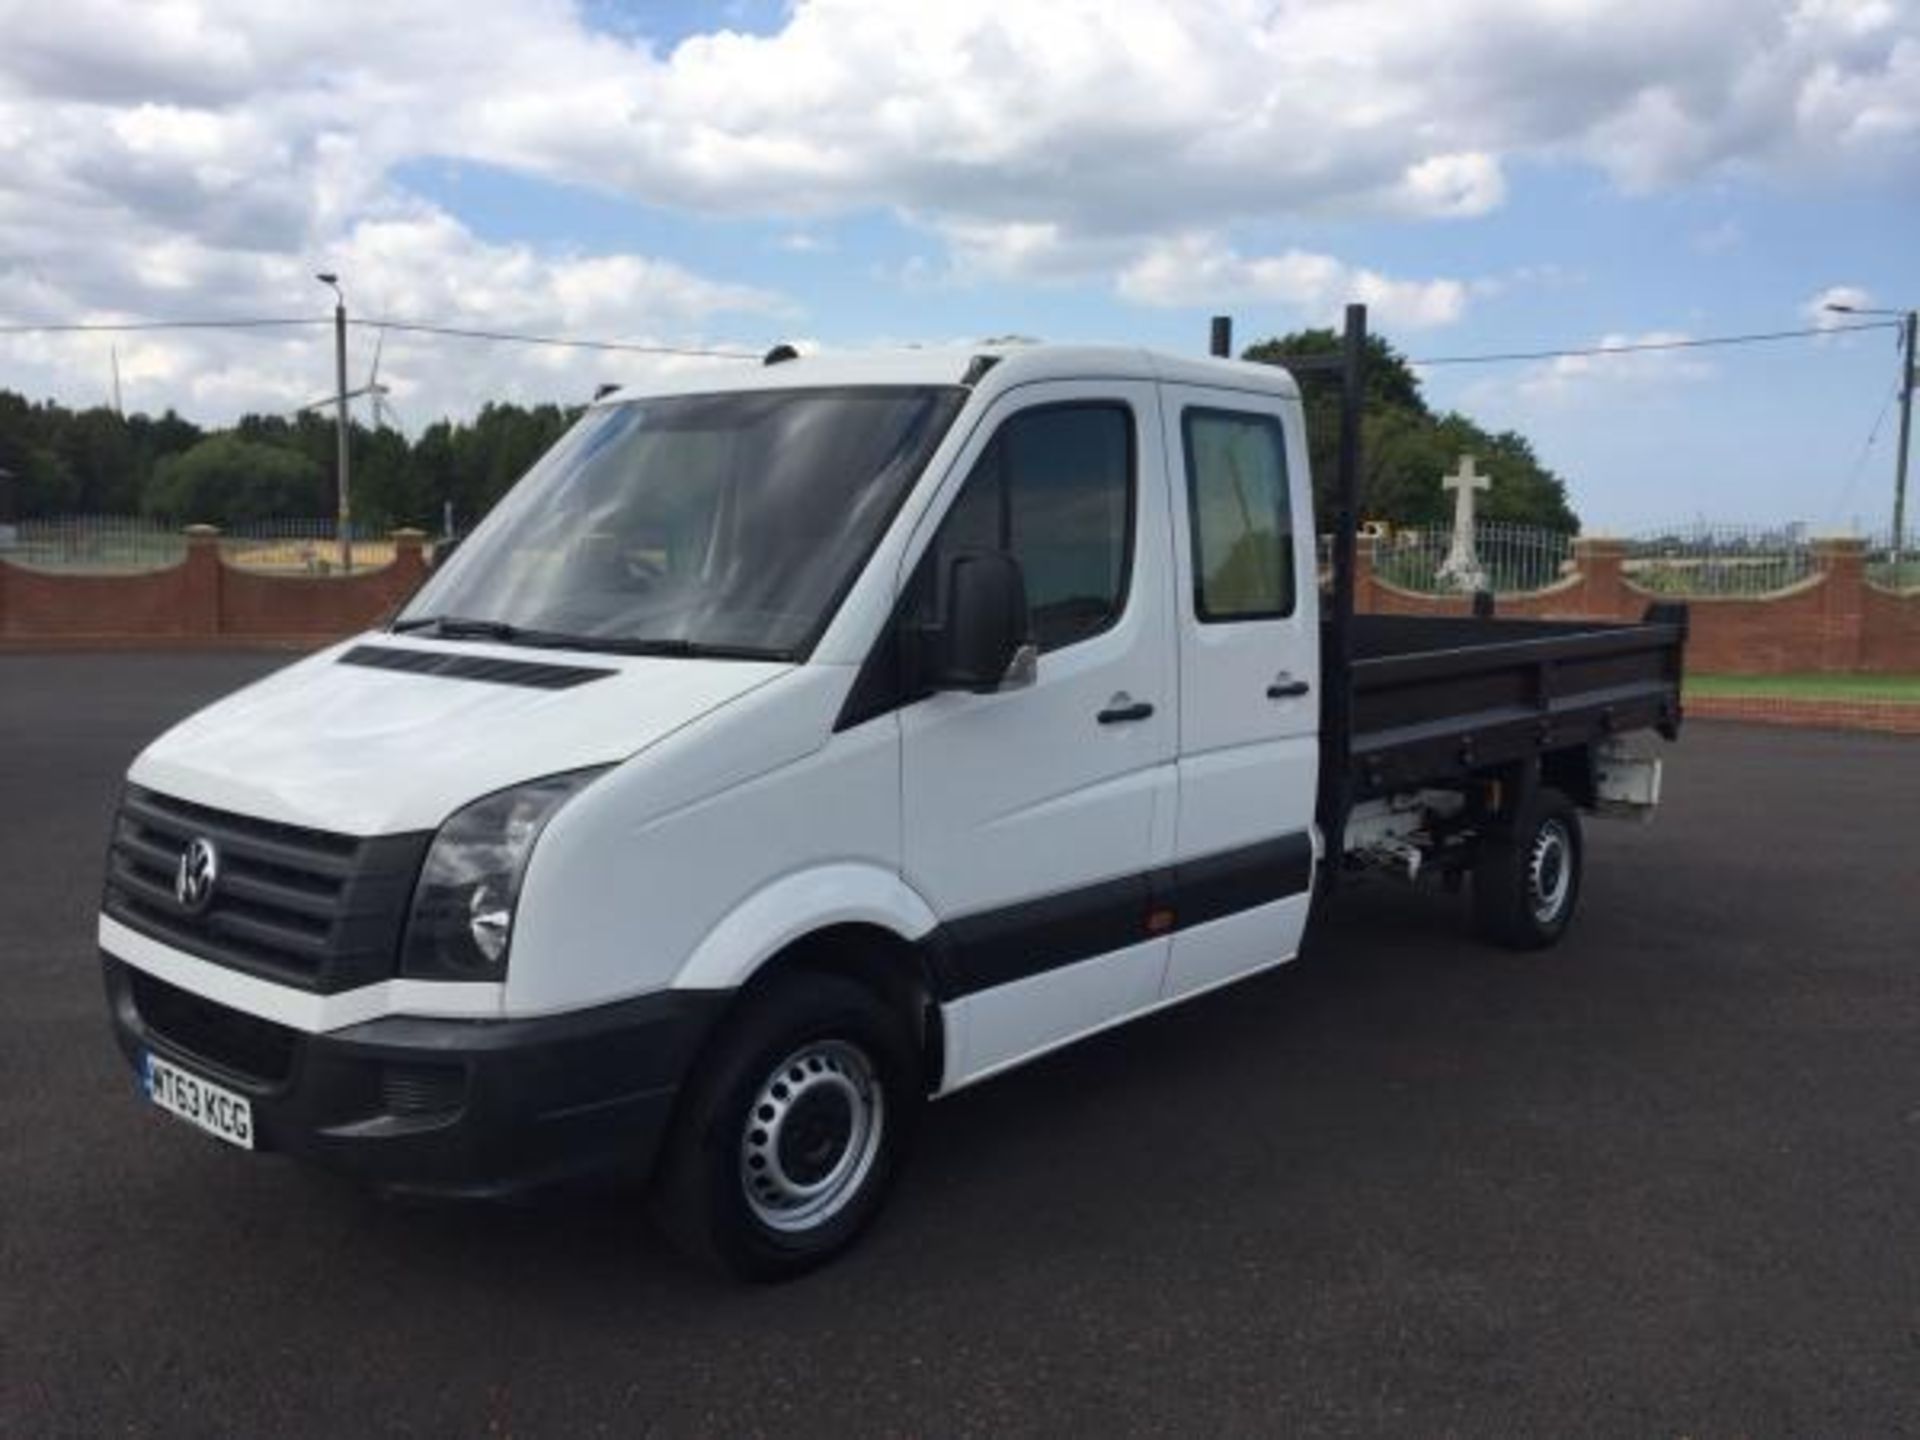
[920,403,1134,652]
[1181,408,1294,621]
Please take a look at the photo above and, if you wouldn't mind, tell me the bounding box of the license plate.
[144,1052,254,1150]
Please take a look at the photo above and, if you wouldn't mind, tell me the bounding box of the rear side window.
[1182,408,1294,621]
[921,403,1135,652]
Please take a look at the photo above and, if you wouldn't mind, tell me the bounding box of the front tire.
[650,971,921,1281]
[1472,785,1583,950]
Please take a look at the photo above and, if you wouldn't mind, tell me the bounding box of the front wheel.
[650,971,921,1281]
[1471,786,1583,950]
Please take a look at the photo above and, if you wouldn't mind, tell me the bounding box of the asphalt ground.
[3,651,1918,1437]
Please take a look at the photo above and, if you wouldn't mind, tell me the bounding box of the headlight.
[401,768,608,981]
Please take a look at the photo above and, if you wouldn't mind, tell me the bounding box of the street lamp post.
[315,272,353,573]
[1827,302,1916,576]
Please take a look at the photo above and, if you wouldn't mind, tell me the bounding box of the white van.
[101,341,1682,1277]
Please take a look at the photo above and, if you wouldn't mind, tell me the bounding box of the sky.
[0,0,1916,531]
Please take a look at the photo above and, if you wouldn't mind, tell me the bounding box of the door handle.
[1266,678,1311,699]
[1097,695,1155,725]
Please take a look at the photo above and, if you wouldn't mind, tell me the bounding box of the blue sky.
[402,126,1918,532]
[1,0,1915,531]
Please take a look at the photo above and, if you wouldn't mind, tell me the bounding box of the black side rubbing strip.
[1160,834,1313,932]
[928,831,1314,1000]
[929,872,1151,1000]
[338,645,616,691]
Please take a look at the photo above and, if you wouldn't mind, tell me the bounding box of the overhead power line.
[350,317,759,360]
[0,317,330,336]
[0,312,1899,366]
[1408,320,1900,368]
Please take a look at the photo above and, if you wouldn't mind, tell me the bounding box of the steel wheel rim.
[1529,819,1573,925]
[739,1039,885,1234]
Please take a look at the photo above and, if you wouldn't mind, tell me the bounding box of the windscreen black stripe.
[927,831,1314,1000]
[337,645,616,690]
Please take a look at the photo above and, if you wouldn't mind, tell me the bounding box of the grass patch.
[1687,673,1920,704]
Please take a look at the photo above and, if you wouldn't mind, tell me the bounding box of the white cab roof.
[595,344,1301,405]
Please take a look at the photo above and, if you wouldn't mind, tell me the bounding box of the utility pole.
[1827,300,1915,576]
[316,272,353,572]
[1895,309,1915,576]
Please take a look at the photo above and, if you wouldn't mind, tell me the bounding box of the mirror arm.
[999,642,1038,691]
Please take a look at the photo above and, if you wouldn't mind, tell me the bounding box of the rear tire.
[1472,786,1583,950]
[650,970,921,1281]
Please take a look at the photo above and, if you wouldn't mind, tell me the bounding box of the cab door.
[897,381,1178,1085]
[1158,384,1320,1001]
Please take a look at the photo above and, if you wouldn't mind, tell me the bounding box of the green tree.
[17,446,81,514]
[353,424,424,530]
[57,407,142,512]
[0,384,592,530]
[409,420,460,532]
[143,435,327,525]
[0,390,206,519]
[1241,330,1578,532]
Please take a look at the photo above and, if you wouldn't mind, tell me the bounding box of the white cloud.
[0,207,777,426]
[1,0,1918,420]
[1804,284,1875,327]
[1518,331,1717,400]
[1118,234,1467,330]
[1389,153,1508,219]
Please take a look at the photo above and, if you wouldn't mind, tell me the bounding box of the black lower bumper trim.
[104,955,727,1199]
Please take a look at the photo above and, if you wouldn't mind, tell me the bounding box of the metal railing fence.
[1623,524,1817,597]
[1865,530,1920,591]
[1366,522,1576,595]
[0,516,394,574]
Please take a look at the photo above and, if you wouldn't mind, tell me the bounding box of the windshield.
[398,385,966,658]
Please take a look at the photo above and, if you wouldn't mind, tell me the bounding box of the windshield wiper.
[391,615,788,661]
[516,633,793,662]
[390,615,524,642]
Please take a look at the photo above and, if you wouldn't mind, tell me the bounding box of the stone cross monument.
[1435,454,1491,592]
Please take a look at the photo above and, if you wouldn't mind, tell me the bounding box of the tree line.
[0,390,577,534]
[0,330,1579,533]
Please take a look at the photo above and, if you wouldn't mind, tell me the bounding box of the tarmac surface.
[4,651,1918,1437]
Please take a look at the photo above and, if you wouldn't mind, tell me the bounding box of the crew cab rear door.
[1157,382,1320,1000]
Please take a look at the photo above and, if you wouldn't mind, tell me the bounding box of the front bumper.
[104,954,726,1199]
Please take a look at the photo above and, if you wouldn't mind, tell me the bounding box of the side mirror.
[929,549,1035,693]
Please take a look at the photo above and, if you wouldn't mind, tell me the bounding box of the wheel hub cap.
[740,1039,884,1233]
[1528,819,1572,924]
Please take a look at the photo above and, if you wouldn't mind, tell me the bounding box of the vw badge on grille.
[174,836,219,914]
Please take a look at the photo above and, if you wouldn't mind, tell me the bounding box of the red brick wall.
[1649,578,1829,674]
[1686,695,1920,735]
[0,528,429,649]
[0,562,202,638]
[1861,582,1920,672]
[218,557,422,638]
[1352,535,1920,674]
[4,526,1916,670]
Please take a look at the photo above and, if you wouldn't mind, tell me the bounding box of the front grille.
[129,967,298,1085]
[104,786,431,993]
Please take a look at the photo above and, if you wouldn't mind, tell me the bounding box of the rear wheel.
[1472,786,1583,950]
[650,970,921,1281]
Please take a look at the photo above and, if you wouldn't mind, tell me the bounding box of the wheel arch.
[671,864,949,1092]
